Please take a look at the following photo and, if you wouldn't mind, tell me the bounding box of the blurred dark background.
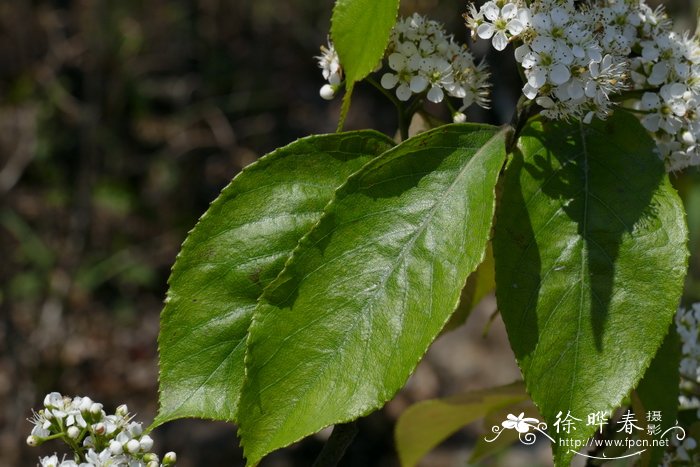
[1,1,698,466]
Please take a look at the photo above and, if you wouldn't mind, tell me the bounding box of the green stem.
[312,422,359,467]
[365,76,409,140]
[507,95,534,153]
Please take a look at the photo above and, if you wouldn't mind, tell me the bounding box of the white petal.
[427,85,444,103]
[529,68,547,88]
[550,7,569,26]
[477,23,495,40]
[531,36,553,53]
[549,64,571,85]
[567,81,584,100]
[641,114,661,132]
[507,19,524,36]
[388,53,407,71]
[522,83,538,100]
[502,3,517,20]
[648,62,669,86]
[396,84,412,101]
[380,73,398,89]
[536,96,555,109]
[514,44,530,63]
[410,75,428,93]
[532,13,551,31]
[492,32,509,51]
[482,2,500,21]
[640,92,660,110]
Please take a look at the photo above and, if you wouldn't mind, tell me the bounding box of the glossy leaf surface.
[155,131,394,427]
[238,124,507,464]
[494,112,688,465]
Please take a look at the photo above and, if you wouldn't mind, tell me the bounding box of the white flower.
[139,435,154,451]
[380,14,490,108]
[39,455,60,467]
[316,40,341,86]
[476,1,526,51]
[83,448,114,466]
[316,40,342,100]
[638,84,686,134]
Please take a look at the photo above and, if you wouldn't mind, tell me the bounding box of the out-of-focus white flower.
[28,392,176,466]
[315,40,343,100]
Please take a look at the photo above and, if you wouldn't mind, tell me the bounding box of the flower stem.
[365,76,411,140]
[312,421,359,467]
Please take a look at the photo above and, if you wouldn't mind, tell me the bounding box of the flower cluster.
[662,435,700,466]
[380,14,491,117]
[660,304,700,465]
[316,40,343,100]
[465,0,700,171]
[27,392,176,467]
[315,14,491,121]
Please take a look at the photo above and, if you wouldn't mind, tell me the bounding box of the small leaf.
[494,111,688,466]
[330,0,400,124]
[396,382,529,467]
[154,131,394,427]
[238,124,508,465]
[331,0,399,85]
[633,325,681,467]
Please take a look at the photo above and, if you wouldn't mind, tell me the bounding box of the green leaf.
[238,124,508,465]
[330,0,400,125]
[633,325,681,467]
[493,111,688,466]
[443,242,496,333]
[330,0,399,85]
[395,382,529,467]
[154,131,394,427]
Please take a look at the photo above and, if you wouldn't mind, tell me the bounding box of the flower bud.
[93,422,106,435]
[320,84,336,100]
[139,435,154,451]
[147,462,159,467]
[126,438,141,454]
[109,440,124,455]
[452,112,467,123]
[26,435,41,446]
[78,397,93,413]
[115,404,129,417]
[143,453,158,462]
[89,403,103,416]
[67,426,80,439]
[163,452,177,465]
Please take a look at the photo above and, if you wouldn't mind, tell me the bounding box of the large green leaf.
[494,111,688,465]
[395,382,528,467]
[238,124,507,464]
[330,0,399,85]
[154,131,394,427]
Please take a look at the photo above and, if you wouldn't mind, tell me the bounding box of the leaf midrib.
[246,127,503,449]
